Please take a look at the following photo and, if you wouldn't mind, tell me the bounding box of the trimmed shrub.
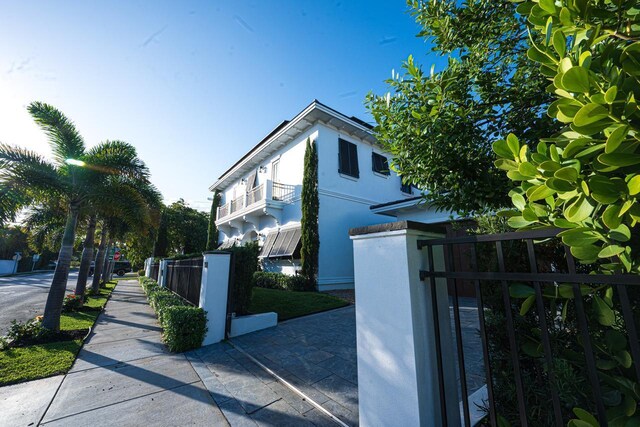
[229,243,260,315]
[139,277,159,295]
[148,289,186,323]
[161,306,207,352]
[253,272,313,292]
[138,276,205,352]
[137,269,145,276]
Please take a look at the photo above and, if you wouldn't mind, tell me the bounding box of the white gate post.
[199,251,232,346]
[158,259,168,287]
[144,257,154,278]
[350,221,460,427]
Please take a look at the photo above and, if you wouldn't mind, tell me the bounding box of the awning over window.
[259,232,279,258]
[218,238,237,250]
[259,227,301,258]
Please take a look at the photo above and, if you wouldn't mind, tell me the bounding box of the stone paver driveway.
[189,306,357,426]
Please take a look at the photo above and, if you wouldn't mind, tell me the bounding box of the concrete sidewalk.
[1,279,342,426]
[1,279,228,426]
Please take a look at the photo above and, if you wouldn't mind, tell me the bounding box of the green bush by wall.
[228,243,260,315]
[253,271,314,292]
[138,277,206,352]
[160,306,207,353]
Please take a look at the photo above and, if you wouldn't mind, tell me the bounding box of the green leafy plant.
[61,293,84,312]
[366,0,560,214]
[253,271,314,292]
[160,306,207,353]
[229,242,259,315]
[493,0,640,424]
[206,191,221,251]
[148,289,186,323]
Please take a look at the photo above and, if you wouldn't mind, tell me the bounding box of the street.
[0,271,78,335]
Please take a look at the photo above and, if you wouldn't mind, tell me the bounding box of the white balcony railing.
[216,180,295,221]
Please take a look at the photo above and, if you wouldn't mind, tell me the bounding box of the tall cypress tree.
[206,192,221,251]
[152,210,168,258]
[300,138,319,290]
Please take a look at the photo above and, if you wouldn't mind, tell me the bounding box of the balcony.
[216,180,296,223]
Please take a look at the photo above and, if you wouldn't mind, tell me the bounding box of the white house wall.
[214,113,434,292]
[314,126,417,290]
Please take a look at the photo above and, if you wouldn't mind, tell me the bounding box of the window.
[272,159,279,183]
[338,138,359,178]
[401,182,413,194]
[372,152,390,176]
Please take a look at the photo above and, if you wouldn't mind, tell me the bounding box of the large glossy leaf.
[598,244,625,258]
[559,227,602,246]
[593,296,615,326]
[562,66,590,93]
[605,125,629,153]
[573,103,610,127]
[598,153,640,167]
[564,195,594,222]
[627,175,640,196]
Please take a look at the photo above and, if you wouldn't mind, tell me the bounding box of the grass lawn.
[0,340,82,386]
[249,287,349,321]
[60,281,117,330]
[0,281,118,386]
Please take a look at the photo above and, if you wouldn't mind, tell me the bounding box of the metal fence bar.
[496,240,528,427]
[526,239,563,426]
[445,244,470,427]
[617,285,640,384]
[564,246,608,426]
[427,244,448,426]
[469,244,497,427]
[418,228,562,247]
[419,270,640,285]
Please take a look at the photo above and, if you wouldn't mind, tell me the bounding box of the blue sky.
[0,1,443,211]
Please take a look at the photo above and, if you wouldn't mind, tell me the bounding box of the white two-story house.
[209,100,444,291]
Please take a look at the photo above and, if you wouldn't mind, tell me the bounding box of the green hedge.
[160,306,207,353]
[253,271,313,292]
[138,277,206,352]
[228,243,259,315]
[148,290,186,323]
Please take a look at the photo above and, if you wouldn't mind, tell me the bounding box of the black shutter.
[350,142,359,177]
[339,139,349,174]
[338,138,359,178]
[372,153,390,175]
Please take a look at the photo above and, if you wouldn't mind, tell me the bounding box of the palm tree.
[0,102,151,331]
[74,177,161,296]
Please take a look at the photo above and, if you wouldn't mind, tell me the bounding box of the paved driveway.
[0,271,78,335]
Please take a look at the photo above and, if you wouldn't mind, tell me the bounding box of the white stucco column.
[200,251,232,346]
[158,259,168,287]
[144,257,154,278]
[350,221,460,427]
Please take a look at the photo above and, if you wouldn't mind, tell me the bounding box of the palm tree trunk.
[42,205,79,331]
[101,238,114,285]
[91,227,107,294]
[75,215,96,298]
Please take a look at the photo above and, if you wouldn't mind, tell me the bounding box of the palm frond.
[0,143,67,198]
[84,140,150,182]
[27,102,85,165]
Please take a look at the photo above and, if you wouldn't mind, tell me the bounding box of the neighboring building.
[209,100,445,291]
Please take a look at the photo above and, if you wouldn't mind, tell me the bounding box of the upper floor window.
[338,138,359,178]
[272,159,280,183]
[401,182,413,194]
[372,152,390,176]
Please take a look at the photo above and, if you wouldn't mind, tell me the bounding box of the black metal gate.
[418,227,640,426]
[150,262,160,281]
[165,257,203,306]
